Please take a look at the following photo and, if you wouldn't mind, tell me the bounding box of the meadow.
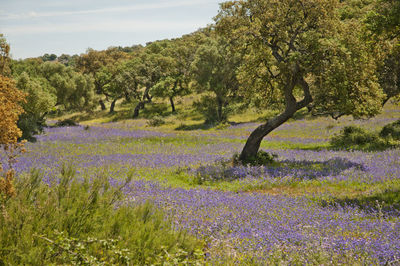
[1,101,399,264]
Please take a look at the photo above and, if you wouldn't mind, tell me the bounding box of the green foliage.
[0,166,204,265]
[367,0,400,40]
[193,95,231,124]
[378,45,400,105]
[234,150,277,167]
[147,116,166,127]
[17,114,46,142]
[40,53,57,62]
[15,72,56,141]
[55,119,79,127]
[330,126,392,150]
[11,58,96,141]
[216,0,384,119]
[380,119,400,140]
[190,35,240,123]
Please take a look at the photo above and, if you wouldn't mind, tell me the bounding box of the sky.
[0,0,222,59]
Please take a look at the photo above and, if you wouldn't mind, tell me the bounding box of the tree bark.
[143,87,152,102]
[124,92,131,103]
[99,99,106,111]
[132,87,153,118]
[132,102,145,118]
[216,96,224,122]
[109,99,117,113]
[239,107,298,161]
[239,74,312,162]
[169,96,176,113]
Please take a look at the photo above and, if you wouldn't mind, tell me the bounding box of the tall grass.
[0,165,204,265]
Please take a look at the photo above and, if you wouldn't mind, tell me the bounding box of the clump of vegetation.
[55,119,79,127]
[17,114,46,142]
[0,166,204,265]
[192,151,277,185]
[234,150,277,166]
[193,96,230,125]
[380,119,400,140]
[147,116,166,127]
[330,126,392,151]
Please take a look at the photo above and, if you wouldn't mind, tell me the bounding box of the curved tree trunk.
[133,102,144,118]
[239,74,312,162]
[169,96,176,113]
[239,107,298,160]
[109,99,117,113]
[124,92,131,103]
[99,100,106,111]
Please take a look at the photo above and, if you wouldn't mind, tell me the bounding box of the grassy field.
[2,100,400,264]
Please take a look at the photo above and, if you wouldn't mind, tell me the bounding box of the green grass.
[0,166,204,265]
[46,98,400,217]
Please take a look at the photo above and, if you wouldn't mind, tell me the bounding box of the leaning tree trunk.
[169,96,176,113]
[124,92,131,103]
[109,99,117,113]
[99,100,106,111]
[239,107,298,160]
[239,75,312,162]
[133,102,144,118]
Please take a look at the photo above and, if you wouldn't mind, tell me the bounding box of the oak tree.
[216,0,384,161]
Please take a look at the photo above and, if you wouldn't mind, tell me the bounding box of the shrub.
[147,116,165,127]
[0,166,204,265]
[330,126,390,151]
[234,150,277,166]
[17,113,46,142]
[380,119,400,140]
[55,119,79,127]
[192,151,277,184]
[193,95,232,124]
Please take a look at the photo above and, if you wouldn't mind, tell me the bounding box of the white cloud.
[0,0,219,20]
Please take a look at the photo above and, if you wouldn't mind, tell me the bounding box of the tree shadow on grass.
[321,189,400,217]
[192,157,364,182]
[175,122,214,131]
[175,121,254,131]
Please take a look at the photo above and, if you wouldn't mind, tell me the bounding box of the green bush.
[55,118,79,127]
[147,116,166,127]
[0,166,204,265]
[193,95,231,124]
[233,150,277,166]
[17,113,46,142]
[380,119,400,140]
[330,126,390,151]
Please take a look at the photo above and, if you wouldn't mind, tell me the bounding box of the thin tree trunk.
[124,92,131,103]
[133,87,153,118]
[143,87,152,102]
[133,102,145,118]
[109,99,117,113]
[99,100,106,111]
[216,96,223,122]
[169,96,176,113]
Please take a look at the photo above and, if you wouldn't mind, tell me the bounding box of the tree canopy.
[216,0,384,160]
[0,35,25,145]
